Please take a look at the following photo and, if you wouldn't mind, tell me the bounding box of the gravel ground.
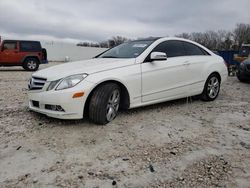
[0,63,250,188]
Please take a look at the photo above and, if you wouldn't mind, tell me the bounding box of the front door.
[141,40,190,102]
[0,41,20,64]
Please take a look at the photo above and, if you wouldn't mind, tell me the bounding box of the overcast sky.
[0,0,249,43]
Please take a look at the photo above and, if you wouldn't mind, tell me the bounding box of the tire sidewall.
[89,83,121,125]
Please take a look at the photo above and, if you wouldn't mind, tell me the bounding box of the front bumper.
[41,59,48,64]
[238,65,250,80]
[28,80,95,119]
[239,70,250,80]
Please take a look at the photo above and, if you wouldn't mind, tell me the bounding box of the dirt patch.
[0,64,250,187]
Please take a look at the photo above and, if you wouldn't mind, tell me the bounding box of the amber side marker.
[73,92,85,98]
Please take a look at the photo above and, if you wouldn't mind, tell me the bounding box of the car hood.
[32,58,135,81]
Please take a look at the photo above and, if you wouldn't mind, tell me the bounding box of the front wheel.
[200,74,221,101]
[236,70,246,82]
[89,83,120,125]
[23,58,39,71]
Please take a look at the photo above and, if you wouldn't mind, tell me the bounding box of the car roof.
[132,37,162,42]
[3,40,40,43]
[132,37,203,44]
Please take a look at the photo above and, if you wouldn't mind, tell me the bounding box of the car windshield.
[239,46,250,57]
[97,40,154,58]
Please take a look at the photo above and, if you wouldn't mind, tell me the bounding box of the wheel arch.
[208,71,221,82]
[84,79,131,116]
[22,55,41,64]
[204,71,221,88]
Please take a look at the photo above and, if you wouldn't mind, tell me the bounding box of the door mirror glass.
[150,52,167,61]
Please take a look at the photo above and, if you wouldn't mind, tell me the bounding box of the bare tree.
[217,30,234,50]
[99,41,109,48]
[109,36,128,47]
[176,28,236,50]
[77,23,250,50]
[233,23,250,49]
[175,33,191,39]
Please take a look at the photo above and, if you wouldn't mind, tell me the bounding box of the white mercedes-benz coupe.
[28,37,228,124]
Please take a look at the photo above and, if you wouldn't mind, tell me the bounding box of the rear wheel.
[23,58,39,71]
[89,83,120,125]
[201,74,221,101]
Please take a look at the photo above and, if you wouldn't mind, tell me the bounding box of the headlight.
[56,74,88,90]
[240,62,246,69]
[47,79,61,91]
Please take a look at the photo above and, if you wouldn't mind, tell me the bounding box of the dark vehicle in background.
[234,44,250,63]
[0,40,47,71]
[237,58,250,82]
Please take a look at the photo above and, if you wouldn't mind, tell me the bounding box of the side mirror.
[150,52,167,61]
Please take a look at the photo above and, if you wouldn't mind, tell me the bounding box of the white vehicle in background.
[28,37,228,124]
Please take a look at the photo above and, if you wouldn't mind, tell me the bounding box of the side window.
[152,40,186,58]
[183,42,208,56]
[3,42,17,50]
[20,41,41,52]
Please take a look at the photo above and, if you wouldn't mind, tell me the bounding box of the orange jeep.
[0,40,47,71]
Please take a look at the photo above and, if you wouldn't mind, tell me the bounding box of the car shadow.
[240,80,250,84]
[120,96,199,115]
[29,110,93,127]
[0,68,26,72]
[28,96,201,127]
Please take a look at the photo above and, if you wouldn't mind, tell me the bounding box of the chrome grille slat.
[29,76,47,90]
[33,79,46,84]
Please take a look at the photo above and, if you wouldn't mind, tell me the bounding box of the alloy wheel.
[27,60,37,70]
[106,89,120,122]
[207,76,220,99]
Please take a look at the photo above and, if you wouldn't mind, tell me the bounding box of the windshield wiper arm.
[101,56,118,58]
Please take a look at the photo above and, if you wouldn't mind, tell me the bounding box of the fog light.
[56,105,64,112]
[45,104,65,112]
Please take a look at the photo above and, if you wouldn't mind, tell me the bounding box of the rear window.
[20,41,41,52]
[152,40,186,57]
[182,42,209,56]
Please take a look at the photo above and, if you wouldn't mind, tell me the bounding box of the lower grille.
[28,77,47,90]
[45,104,65,112]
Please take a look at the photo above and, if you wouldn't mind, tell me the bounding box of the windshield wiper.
[101,56,118,58]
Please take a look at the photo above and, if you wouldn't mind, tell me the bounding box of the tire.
[200,73,221,101]
[23,57,39,71]
[237,75,246,82]
[236,70,246,82]
[89,83,120,125]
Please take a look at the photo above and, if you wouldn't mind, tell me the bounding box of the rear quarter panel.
[202,55,228,84]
